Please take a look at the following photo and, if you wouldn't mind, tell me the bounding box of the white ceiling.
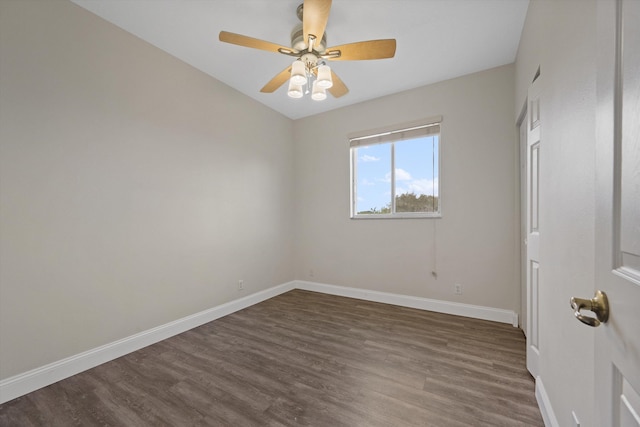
[70,0,529,120]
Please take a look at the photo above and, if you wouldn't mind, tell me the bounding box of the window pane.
[394,135,439,213]
[354,143,391,214]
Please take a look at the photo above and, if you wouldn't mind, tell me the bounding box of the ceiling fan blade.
[303,0,332,46]
[328,70,348,98]
[219,31,294,54]
[325,39,397,61]
[260,66,293,93]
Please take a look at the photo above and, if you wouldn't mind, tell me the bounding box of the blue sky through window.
[355,136,439,213]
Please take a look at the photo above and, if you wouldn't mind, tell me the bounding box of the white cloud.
[361,178,375,186]
[396,178,439,197]
[395,168,412,181]
[382,168,412,183]
[379,171,438,197]
[360,154,380,162]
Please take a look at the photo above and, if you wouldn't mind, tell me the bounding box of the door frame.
[517,102,527,335]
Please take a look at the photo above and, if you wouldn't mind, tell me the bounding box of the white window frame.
[349,116,442,219]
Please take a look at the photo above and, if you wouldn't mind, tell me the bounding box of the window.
[350,117,441,218]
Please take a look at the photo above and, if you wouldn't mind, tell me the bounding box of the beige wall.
[515,0,597,425]
[0,1,295,379]
[293,65,519,312]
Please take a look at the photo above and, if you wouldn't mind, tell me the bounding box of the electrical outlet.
[238,280,244,291]
[454,283,463,295]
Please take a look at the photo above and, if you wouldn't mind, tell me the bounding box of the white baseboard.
[0,281,295,404]
[536,375,559,427]
[294,280,518,326]
[1,279,520,404]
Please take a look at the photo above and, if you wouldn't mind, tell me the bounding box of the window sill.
[351,213,442,220]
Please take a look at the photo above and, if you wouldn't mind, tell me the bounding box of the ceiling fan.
[219,0,396,101]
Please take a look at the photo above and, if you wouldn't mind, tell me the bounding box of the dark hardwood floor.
[0,289,543,426]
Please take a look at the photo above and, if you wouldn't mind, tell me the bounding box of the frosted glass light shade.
[316,65,333,88]
[287,80,304,98]
[290,60,307,85]
[311,80,327,101]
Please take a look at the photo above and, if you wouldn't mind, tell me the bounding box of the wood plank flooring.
[0,290,543,426]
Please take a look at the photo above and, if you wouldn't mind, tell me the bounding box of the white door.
[526,75,541,378]
[590,0,640,425]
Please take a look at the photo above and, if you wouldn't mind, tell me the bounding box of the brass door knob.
[570,290,609,327]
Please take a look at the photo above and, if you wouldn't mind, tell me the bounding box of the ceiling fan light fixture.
[287,80,304,98]
[311,80,327,101]
[316,65,333,88]
[290,60,307,85]
[220,1,397,101]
